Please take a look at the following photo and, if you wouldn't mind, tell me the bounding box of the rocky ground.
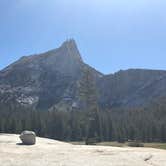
[0,134,166,166]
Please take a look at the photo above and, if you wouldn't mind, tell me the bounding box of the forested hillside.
[0,40,166,143]
[0,98,166,143]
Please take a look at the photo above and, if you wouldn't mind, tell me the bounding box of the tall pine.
[78,66,102,144]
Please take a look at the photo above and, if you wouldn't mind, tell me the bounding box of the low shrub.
[128,141,144,147]
[85,137,100,145]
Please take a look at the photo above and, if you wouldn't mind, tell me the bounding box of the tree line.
[0,105,166,143]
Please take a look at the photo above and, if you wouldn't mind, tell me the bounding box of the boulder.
[20,131,36,145]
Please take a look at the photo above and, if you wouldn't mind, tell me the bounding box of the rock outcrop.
[0,134,166,166]
[20,131,36,145]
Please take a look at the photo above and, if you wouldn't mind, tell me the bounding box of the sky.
[0,0,166,74]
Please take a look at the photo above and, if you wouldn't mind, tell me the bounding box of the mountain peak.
[60,39,83,62]
[61,39,77,47]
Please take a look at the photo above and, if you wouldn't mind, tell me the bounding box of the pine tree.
[78,66,102,144]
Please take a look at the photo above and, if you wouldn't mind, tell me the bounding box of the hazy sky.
[0,0,166,74]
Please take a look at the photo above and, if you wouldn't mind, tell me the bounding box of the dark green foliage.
[78,66,102,142]
[128,141,144,147]
[85,137,99,145]
[0,98,166,142]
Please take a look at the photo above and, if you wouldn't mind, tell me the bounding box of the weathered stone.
[20,131,36,145]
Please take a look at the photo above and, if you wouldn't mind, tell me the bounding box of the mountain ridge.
[0,39,166,111]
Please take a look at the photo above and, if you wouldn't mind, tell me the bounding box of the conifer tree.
[78,66,102,144]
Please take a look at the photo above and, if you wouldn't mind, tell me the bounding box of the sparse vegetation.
[128,141,144,147]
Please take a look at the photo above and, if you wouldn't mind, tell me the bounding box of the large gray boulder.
[20,131,36,145]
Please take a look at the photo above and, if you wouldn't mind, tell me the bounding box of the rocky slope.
[0,39,166,110]
[98,69,166,108]
[0,40,102,111]
[0,134,166,166]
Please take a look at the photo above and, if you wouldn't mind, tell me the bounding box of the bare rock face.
[1,39,166,111]
[0,39,102,111]
[20,131,36,145]
[98,69,166,108]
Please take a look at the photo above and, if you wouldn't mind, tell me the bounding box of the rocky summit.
[0,39,166,111]
[0,39,102,111]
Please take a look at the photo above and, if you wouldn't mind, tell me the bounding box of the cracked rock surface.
[0,134,166,166]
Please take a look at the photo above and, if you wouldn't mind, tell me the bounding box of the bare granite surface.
[0,134,166,166]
